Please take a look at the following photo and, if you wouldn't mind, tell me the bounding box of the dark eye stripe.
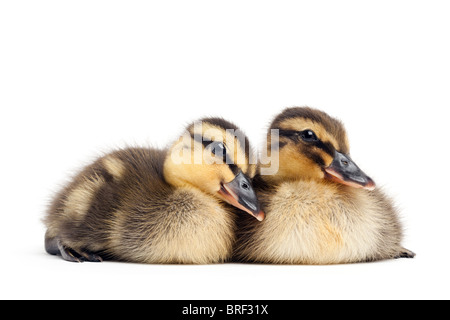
[302,148,326,167]
[227,163,240,175]
[315,140,335,157]
[278,129,335,157]
[192,133,208,147]
[278,129,299,140]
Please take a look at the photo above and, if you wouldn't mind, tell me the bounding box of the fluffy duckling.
[44,118,264,263]
[234,107,415,264]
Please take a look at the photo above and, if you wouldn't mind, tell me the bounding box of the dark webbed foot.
[56,239,103,263]
[80,251,103,262]
[57,240,83,262]
[395,248,416,259]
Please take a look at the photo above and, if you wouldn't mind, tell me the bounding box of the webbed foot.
[395,248,416,259]
[47,237,103,263]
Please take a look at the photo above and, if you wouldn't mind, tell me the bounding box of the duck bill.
[218,171,265,221]
[324,151,376,191]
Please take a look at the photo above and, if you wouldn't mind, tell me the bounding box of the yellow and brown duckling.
[234,107,415,264]
[44,118,264,263]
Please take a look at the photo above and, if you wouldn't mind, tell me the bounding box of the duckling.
[44,117,264,263]
[234,107,415,264]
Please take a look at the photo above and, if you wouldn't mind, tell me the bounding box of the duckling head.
[164,117,264,221]
[264,107,375,190]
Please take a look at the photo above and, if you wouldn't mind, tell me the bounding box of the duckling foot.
[79,251,103,263]
[56,240,103,263]
[395,248,416,259]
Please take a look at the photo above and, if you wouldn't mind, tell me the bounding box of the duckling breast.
[237,180,389,264]
[108,187,236,264]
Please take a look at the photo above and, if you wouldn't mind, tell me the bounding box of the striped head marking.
[164,118,264,221]
[267,107,375,190]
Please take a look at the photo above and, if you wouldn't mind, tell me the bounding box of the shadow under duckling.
[233,107,415,264]
[44,118,264,263]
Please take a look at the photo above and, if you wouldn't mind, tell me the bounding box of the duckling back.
[45,147,236,264]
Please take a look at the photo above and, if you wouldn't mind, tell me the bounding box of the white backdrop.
[1,0,449,299]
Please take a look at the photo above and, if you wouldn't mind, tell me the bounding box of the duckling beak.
[324,151,376,191]
[218,171,265,221]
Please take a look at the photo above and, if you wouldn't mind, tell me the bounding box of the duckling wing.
[44,147,171,262]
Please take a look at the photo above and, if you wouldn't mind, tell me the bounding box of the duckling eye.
[300,130,318,142]
[210,142,226,157]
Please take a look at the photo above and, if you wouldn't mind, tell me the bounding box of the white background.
[1,1,449,300]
